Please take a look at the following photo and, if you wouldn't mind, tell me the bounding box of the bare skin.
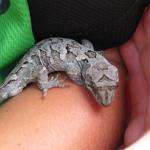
[0,49,126,150]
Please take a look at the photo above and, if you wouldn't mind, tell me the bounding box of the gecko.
[0,37,119,106]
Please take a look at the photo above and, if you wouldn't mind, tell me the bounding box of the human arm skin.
[0,48,126,150]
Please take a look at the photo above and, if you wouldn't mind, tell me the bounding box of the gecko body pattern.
[0,38,119,106]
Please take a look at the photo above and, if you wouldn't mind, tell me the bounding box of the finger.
[133,11,147,51]
[124,131,150,150]
[120,39,142,74]
[143,5,150,43]
[120,39,148,146]
[142,5,150,83]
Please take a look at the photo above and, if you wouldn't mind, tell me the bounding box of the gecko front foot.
[41,73,68,96]
[48,73,67,88]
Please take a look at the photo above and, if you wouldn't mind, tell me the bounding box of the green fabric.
[0,0,35,84]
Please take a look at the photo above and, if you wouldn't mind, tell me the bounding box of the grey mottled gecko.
[0,38,119,106]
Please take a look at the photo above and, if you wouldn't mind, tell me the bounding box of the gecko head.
[84,62,119,106]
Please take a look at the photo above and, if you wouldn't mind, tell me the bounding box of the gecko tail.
[0,89,8,103]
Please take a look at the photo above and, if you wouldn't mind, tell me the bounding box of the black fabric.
[0,0,10,15]
[27,0,150,49]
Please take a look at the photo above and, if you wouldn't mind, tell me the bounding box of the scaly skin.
[0,37,119,106]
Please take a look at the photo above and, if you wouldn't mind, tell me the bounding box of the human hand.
[120,4,150,148]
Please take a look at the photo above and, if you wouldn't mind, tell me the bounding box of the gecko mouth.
[96,86,117,106]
